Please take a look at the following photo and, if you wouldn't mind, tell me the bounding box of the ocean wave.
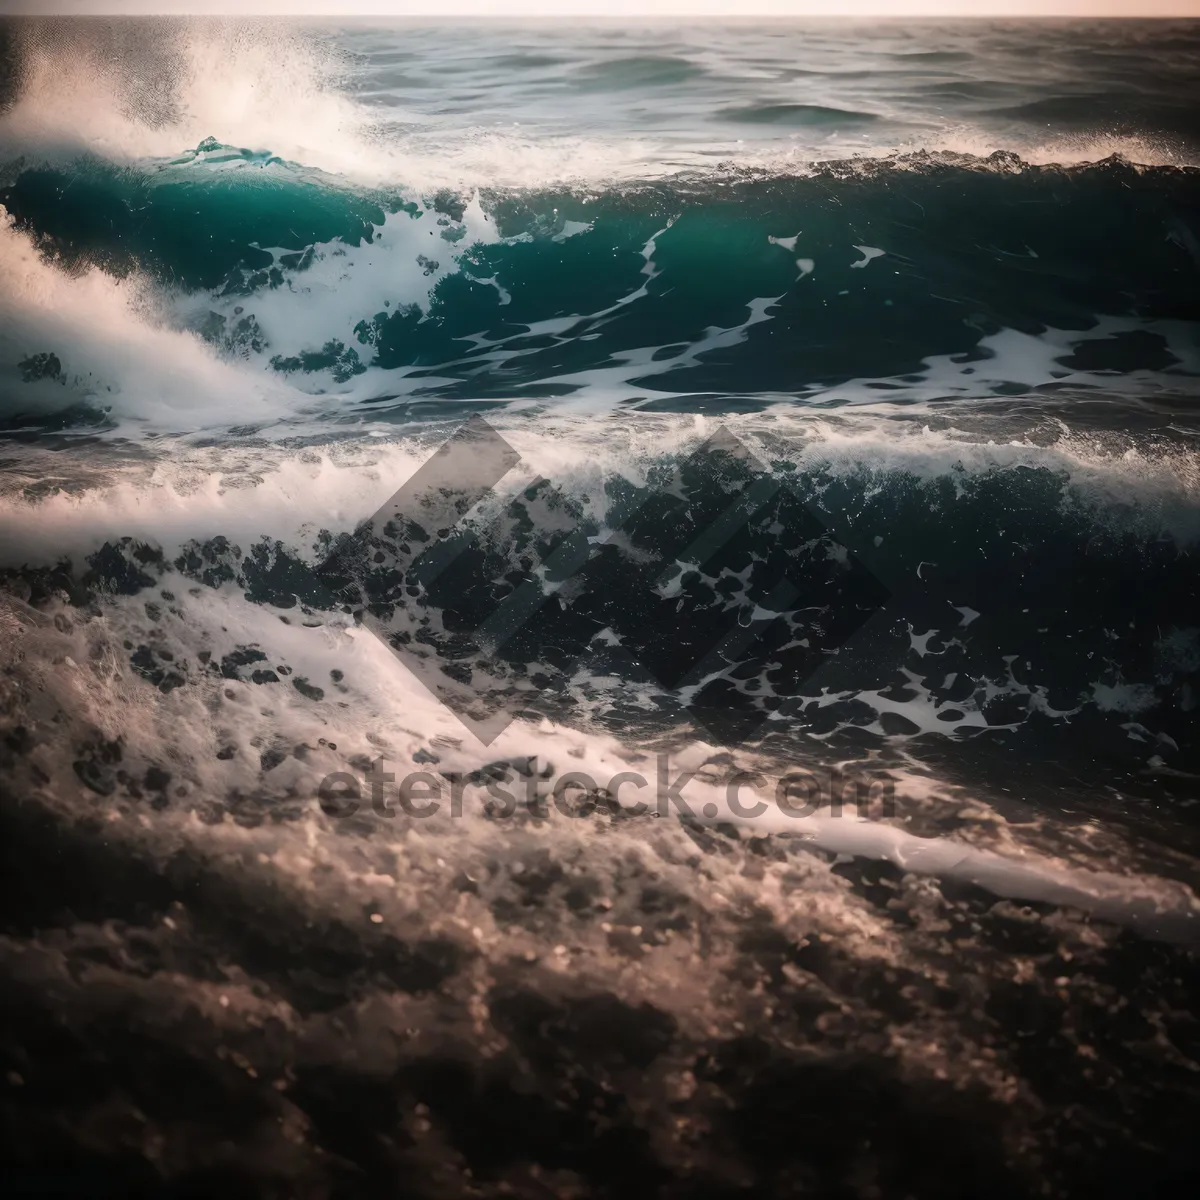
[0,150,1196,435]
[0,410,1197,781]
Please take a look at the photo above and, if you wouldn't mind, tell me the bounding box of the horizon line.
[4,3,1199,20]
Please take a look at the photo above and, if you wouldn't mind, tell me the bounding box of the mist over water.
[1,16,1199,1200]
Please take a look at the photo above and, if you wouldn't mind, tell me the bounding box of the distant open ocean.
[1,16,1198,1199]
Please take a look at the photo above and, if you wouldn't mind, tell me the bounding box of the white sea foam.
[2,399,1199,575]
[0,206,289,431]
[0,20,396,184]
[182,193,502,378]
[0,405,1195,793]
[2,578,1196,948]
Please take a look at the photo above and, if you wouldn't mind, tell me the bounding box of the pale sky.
[2,1,1197,17]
